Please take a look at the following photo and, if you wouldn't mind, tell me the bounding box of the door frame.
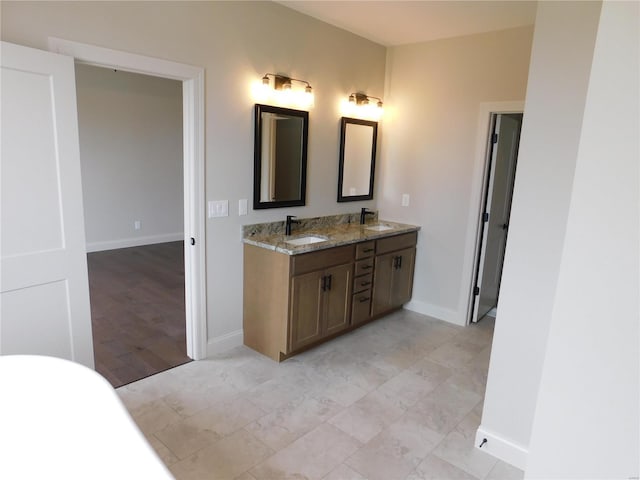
[459,101,524,326]
[48,38,207,360]
[470,113,522,323]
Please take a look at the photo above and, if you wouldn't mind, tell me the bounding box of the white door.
[1,42,94,367]
[472,114,522,322]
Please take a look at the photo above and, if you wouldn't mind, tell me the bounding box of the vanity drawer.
[355,241,375,259]
[376,232,418,255]
[354,258,375,276]
[353,273,373,293]
[292,245,355,276]
[351,292,372,325]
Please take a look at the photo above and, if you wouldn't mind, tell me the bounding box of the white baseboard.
[475,425,528,471]
[487,307,497,318]
[86,233,183,252]
[404,299,464,326]
[206,329,244,357]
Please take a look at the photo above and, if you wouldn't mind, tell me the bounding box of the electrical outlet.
[402,194,410,207]
[134,220,141,230]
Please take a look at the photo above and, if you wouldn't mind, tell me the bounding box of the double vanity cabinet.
[243,220,418,361]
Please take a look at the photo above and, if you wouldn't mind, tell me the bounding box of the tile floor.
[117,310,524,480]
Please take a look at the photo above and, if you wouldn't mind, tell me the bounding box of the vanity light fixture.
[349,92,383,108]
[252,73,314,110]
[342,92,384,121]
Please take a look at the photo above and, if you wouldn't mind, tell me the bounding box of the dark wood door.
[372,251,394,316]
[289,270,323,351]
[323,263,352,336]
[372,247,416,316]
[390,248,416,306]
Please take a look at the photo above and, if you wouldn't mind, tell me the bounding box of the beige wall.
[379,26,533,324]
[0,1,386,348]
[525,1,639,475]
[479,0,602,468]
[75,64,183,251]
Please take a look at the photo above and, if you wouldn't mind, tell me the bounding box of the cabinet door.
[391,247,416,306]
[372,251,395,316]
[324,263,352,336]
[290,270,324,352]
[372,247,416,316]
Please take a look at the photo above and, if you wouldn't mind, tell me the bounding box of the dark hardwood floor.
[87,241,191,388]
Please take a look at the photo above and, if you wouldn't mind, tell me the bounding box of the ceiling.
[277,1,537,46]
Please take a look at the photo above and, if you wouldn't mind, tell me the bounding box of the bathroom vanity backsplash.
[242,212,379,238]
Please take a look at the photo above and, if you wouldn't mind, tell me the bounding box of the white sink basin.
[285,235,329,246]
[366,224,394,232]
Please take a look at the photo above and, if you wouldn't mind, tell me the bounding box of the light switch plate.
[238,199,248,216]
[402,194,410,207]
[208,200,229,218]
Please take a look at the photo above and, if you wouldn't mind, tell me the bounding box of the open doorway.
[49,37,207,365]
[470,113,523,323]
[75,64,189,387]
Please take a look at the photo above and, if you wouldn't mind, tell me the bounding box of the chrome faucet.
[285,215,300,236]
[360,208,375,225]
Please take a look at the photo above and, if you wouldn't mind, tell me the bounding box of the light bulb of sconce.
[262,75,269,85]
[252,78,271,103]
[348,94,356,103]
[283,82,292,90]
[377,100,383,108]
[340,97,358,117]
[304,91,315,108]
[305,85,312,94]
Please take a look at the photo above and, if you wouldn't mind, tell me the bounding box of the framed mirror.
[254,104,308,209]
[337,117,378,202]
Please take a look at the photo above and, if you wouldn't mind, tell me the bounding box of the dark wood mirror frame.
[337,117,378,202]
[254,104,309,210]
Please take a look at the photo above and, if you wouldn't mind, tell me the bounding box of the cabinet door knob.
[359,297,370,303]
[326,274,332,291]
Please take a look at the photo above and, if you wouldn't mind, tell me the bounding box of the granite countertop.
[243,220,420,255]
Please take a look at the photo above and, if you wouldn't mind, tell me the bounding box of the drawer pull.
[363,248,374,253]
[359,297,370,303]
[361,265,373,270]
[360,281,371,287]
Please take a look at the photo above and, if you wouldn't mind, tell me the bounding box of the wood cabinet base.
[273,305,404,362]
[243,232,417,362]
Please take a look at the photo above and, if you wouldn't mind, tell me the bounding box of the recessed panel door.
[289,271,323,352]
[0,42,94,367]
[390,248,416,307]
[323,263,352,336]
